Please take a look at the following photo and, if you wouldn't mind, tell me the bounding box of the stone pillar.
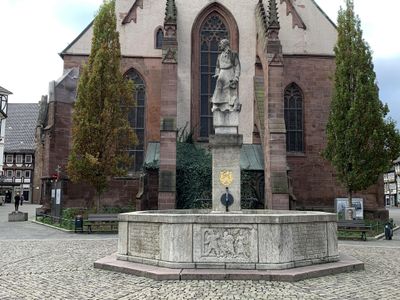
[158,0,178,210]
[264,59,289,210]
[210,134,243,212]
[256,0,289,210]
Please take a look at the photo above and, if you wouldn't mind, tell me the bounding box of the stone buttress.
[255,0,289,209]
[158,0,178,209]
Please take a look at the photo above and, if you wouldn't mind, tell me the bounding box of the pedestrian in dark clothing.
[14,194,21,212]
[20,195,24,206]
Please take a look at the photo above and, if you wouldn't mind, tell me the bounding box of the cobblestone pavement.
[2,239,400,299]
[1,207,400,299]
[0,204,117,240]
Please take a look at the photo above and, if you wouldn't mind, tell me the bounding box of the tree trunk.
[348,190,352,208]
[345,190,354,220]
[96,193,101,212]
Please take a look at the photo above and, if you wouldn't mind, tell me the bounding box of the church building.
[37,0,385,217]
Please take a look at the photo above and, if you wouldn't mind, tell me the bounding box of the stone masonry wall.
[39,55,163,209]
[284,55,383,212]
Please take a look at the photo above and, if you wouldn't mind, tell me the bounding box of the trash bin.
[75,215,83,233]
[384,221,393,240]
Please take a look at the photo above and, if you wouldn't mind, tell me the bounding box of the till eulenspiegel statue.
[211,39,241,113]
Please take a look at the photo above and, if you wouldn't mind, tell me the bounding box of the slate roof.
[4,103,40,152]
[0,86,12,95]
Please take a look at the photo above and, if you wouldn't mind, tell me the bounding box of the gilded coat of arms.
[219,170,233,186]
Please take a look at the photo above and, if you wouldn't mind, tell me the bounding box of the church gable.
[121,0,144,24]
[280,0,306,29]
[60,21,94,57]
[62,0,165,58]
[272,0,337,55]
[61,0,337,59]
[116,0,165,57]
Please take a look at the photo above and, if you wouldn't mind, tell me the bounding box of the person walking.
[14,193,21,212]
[20,194,24,206]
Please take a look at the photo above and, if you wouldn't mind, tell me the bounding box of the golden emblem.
[219,170,233,186]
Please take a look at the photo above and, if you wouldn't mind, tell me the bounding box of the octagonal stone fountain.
[116,209,339,270]
[94,38,363,281]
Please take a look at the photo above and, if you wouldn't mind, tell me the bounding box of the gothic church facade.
[37,0,384,216]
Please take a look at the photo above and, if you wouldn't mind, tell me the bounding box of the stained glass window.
[284,83,304,152]
[125,69,146,172]
[199,14,229,138]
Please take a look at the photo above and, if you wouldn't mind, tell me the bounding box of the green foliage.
[177,123,195,144]
[323,0,400,202]
[241,171,263,208]
[62,208,83,220]
[176,142,212,209]
[176,138,263,209]
[67,0,136,205]
[100,206,135,214]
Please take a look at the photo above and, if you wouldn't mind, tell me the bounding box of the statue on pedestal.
[211,39,241,113]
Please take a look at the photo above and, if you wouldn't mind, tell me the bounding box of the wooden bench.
[337,220,373,241]
[35,208,46,221]
[85,214,119,233]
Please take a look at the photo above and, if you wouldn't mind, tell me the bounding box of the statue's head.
[219,39,230,51]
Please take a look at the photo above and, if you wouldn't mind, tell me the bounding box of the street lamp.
[0,173,5,205]
[395,164,400,206]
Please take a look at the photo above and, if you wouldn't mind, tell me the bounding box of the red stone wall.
[62,178,139,209]
[39,54,163,209]
[63,54,162,143]
[284,55,384,212]
[120,57,162,142]
[63,55,88,70]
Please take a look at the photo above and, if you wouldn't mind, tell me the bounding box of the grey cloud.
[374,56,400,128]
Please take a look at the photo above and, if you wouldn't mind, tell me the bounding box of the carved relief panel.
[193,224,258,263]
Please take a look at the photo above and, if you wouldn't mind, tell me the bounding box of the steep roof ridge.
[59,20,94,58]
[0,86,12,95]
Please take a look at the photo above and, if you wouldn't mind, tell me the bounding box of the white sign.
[335,198,364,220]
[56,189,61,205]
[51,189,55,198]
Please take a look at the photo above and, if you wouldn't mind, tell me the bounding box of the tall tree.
[324,0,400,217]
[67,0,136,209]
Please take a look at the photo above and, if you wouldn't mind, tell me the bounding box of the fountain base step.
[95,253,364,281]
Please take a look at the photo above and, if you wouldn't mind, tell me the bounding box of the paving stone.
[2,205,400,299]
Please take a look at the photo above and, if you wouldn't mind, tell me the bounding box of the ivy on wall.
[176,141,263,209]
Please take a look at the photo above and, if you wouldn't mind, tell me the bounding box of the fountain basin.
[117,210,338,270]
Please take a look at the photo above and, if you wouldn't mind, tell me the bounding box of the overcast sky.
[0,0,399,125]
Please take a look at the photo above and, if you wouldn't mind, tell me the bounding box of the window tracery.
[284,83,304,152]
[199,13,229,138]
[125,69,146,173]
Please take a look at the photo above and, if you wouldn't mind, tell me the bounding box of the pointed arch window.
[199,14,229,138]
[125,69,146,173]
[155,27,164,49]
[284,83,304,152]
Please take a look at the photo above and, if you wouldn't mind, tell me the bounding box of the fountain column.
[209,39,242,212]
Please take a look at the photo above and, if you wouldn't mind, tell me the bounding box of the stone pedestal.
[8,211,28,222]
[213,111,239,135]
[210,134,243,212]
